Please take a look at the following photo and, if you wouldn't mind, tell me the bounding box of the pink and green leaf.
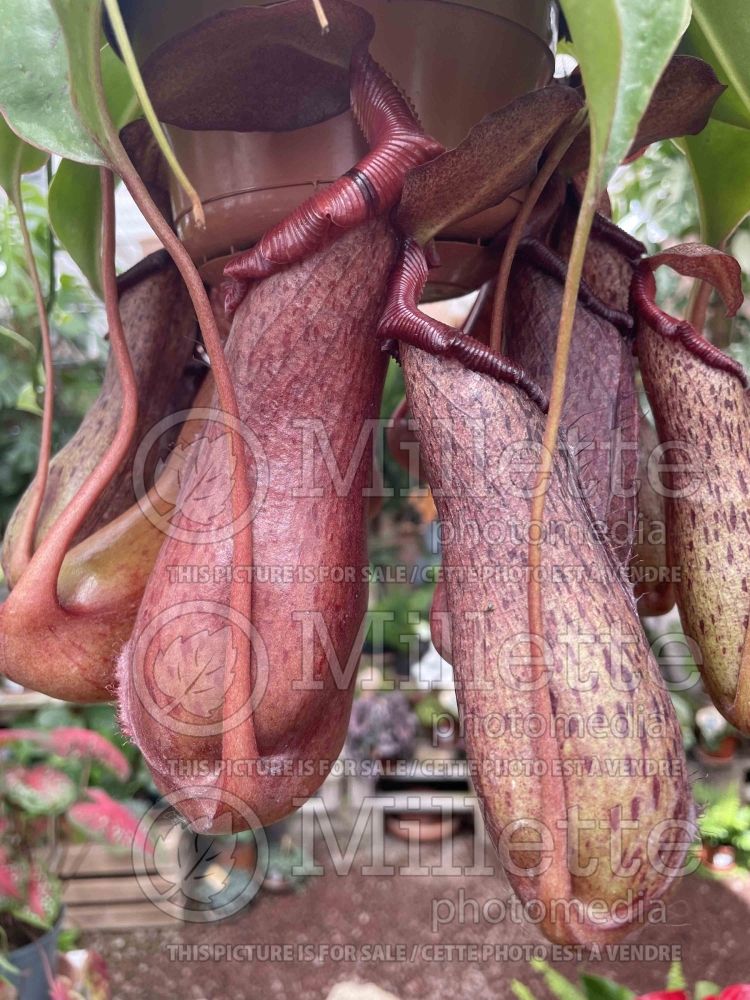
[3,765,77,816]
[0,727,130,781]
[68,790,153,857]
[0,861,25,909]
[13,865,62,930]
[47,729,130,781]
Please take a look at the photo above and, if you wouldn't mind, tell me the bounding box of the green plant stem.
[103,0,206,228]
[489,108,588,353]
[12,178,55,573]
[16,169,140,596]
[513,175,598,922]
[688,278,712,332]
[526,174,598,756]
[45,160,56,316]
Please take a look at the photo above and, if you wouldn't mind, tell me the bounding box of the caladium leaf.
[46,728,130,781]
[680,119,750,245]
[0,728,38,746]
[562,56,725,175]
[0,861,25,909]
[3,765,77,816]
[0,728,130,781]
[68,788,153,856]
[396,86,583,244]
[13,864,62,930]
[560,0,691,190]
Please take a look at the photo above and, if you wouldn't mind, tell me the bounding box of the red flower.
[637,993,688,1000]
[637,988,750,1000]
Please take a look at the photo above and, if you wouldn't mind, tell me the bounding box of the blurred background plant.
[0,172,105,540]
[610,140,750,367]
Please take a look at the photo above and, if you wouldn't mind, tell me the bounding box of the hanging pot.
[110,0,556,298]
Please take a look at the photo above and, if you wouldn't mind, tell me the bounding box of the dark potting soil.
[86,833,750,999]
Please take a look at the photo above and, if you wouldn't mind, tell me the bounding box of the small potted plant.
[696,785,750,875]
[262,835,315,895]
[346,692,418,768]
[0,728,151,999]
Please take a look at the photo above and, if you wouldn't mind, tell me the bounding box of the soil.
[85,831,750,1000]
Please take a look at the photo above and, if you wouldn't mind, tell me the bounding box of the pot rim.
[7,910,64,962]
[106,0,559,58]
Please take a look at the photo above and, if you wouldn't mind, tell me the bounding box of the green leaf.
[13,866,62,930]
[0,325,34,354]
[689,0,750,129]
[695,982,721,1000]
[0,0,104,163]
[49,160,104,298]
[682,17,750,130]
[560,0,691,189]
[580,974,635,1000]
[665,960,687,992]
[47,41,138,298]
[3,764,77,816]
[680,118,750,244]
[511,982,540,1000]
[49,0,112,155]
[529,960,586,1000]
[0,118,48,204]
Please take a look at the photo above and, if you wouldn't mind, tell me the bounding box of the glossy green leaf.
[665,960,687,992]
[49,161,104,298]
[13,865,62,930]
[0,118,48,204]
[0,0,103,163]
[560,0,691,189]
[511,983,539,1000]
[580,975,635,1000]
[695,983,721,1000]
[0,325,34,353]
[682,16,750,130]
[680,118,750,244]
[48,43,139,298]
[49,0,112,153]
[689,0,750,129]
[529,961,585,1000]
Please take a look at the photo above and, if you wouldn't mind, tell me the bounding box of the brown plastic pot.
[116,0,556,296]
